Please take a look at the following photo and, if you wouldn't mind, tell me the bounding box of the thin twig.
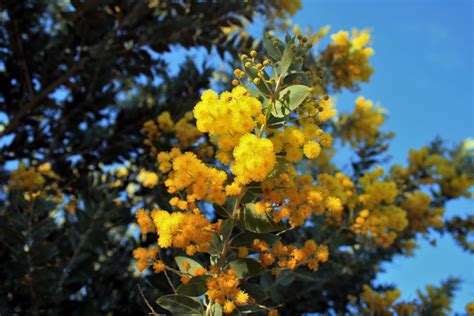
[137,284,159,315]
[158,250,177,293]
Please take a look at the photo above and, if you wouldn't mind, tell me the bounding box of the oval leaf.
[207,231,223,255]
[225,258,264,279]
[279,39,295,76]
[176,276,210,297]
[156,294,203,314]
[263,33,283,61]
[272,85,311,118]
[232,232,280,247]
[175,256,204,276]
[240,283,269,303]
[239,203,287,233]
[221,219,234,242]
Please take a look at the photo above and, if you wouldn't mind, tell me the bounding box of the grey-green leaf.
[176,276,210,297]
[156,294,203,314]
[231,231,280,247]
[263,33,283,61]
[207,231,223,255]
[240,283,269,303]
[221,219,234,242]
[226,258,264,279]
[175,256,204,276]
[239,203,287,233]
[272,85,311,118]
[279,38,295,76]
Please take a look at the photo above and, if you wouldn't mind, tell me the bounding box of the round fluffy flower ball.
[303,141,321,159]
[231,134,276,185]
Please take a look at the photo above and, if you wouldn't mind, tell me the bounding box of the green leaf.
[239,203,287,233]
[221,219,234,242]
[272,85,311,118]
[279,38,295,76]
[175,256,204,276]
[213,303,223,316]
[231,231,280,247]
[207,231,223,255]
[176,276,210,297]
[156,294,203,314]
[263,33,283,61]
[282,72,310,86]
[213,203,232,218]
[276,269,295,286]
[225,258,264,279]
[240,283,269,303]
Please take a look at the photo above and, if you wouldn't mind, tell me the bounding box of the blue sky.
[291,0,473,312]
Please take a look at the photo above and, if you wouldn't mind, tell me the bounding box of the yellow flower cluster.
[231,134,276,185]
[174,112,202,147]
[401,191,444,233]
[270,125,332,163]
[273,0,301,18]
[151,209,214,255]
[206,269,250,314]
[466,302,474,316]
[252,239,329,271]
[322,29,374,91]
[134,208,214,256]
[135,209,155,234]
[8,163,48,192]
[8,163,60,201]
[137,169,159,188]
[158,148,227,205]
[193,86,263,163]
[261,169,354,227]
[352,168,408,248]
[407,147,473,198]
[296,97,337,125]
[339,96,384,147]
[361,285,402,316]
[157,111,174,133]
[132,247,158,272]
[142,111,202,156]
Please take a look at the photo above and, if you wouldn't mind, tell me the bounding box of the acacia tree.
[1,1,473,315]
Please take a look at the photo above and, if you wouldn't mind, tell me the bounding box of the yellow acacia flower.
[303,141,321,159]
[323,29,374,90]
[194,87,263,153]
[151,209,213,254]
[132,247,158,272]
[152,261,165,274]
[157,111,174,133]
[206,269,250,310]
[160,149,227,205]
[466,302,474,316]
[8,163,45,192]
[331,30,350,46]
[135,209,155,234]
[361,285,401,315]
[402,191,444,233]
[339,96,384,147]
[231,134,276,185]
[137,169,159,188]
[223,300,235,314]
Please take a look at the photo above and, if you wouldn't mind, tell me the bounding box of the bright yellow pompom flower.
[303,141,321,159]
[231,134,276,185]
